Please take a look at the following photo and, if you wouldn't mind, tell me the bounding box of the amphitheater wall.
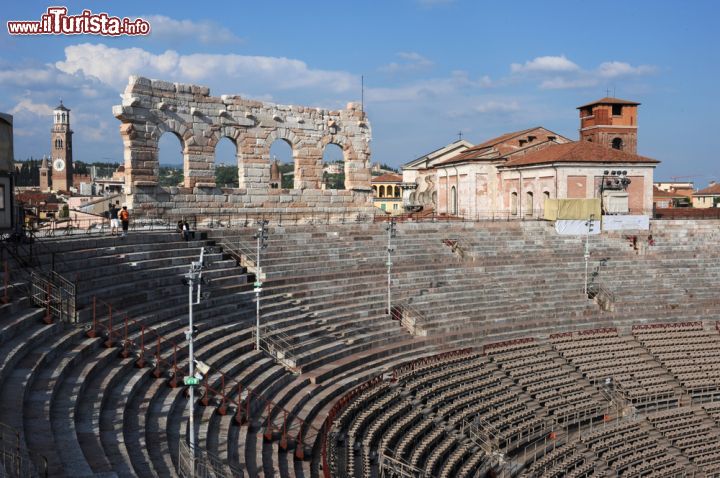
[113,76,374,220]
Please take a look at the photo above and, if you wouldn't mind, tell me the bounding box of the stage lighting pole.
[254,220,268,350]
[386,218,397,318]
[584,214,595,295]
[184,255,204,475]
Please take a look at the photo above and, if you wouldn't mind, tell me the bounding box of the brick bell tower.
[50,100,73,192]
[577,97,639,154]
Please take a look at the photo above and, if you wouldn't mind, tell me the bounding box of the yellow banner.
[544,198,601,220]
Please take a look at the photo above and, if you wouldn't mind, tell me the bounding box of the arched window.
[612,137,623,150]
[61,113,66,123]
[450,186,457,215]
[269,139,293,188]
[543,191,550,200]
[511,192,518,215]
[215,137,238,187]
[379,185,386,198]
[394,186,401,198]
[372,185,378,195]
[322,143,345,190]
[526,191,534,216]
[158,132,185,186]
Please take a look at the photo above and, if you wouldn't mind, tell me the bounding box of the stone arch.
[152,121,195,187]
[114,76,372,211]
[321,135,367,190]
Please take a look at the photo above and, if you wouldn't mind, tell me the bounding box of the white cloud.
[597,61,657,78]
[380,52,434,73]
[510,55,657,90]
[55,43,357,94]
[145,15,242,45]
[366,72,491,103]
[540,77,600,90]
[511,55,580,74]
[84,120,111,141]
[473,100,520,114]
[9,98,53,116]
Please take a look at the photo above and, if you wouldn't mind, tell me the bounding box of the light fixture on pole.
[584,214,595,295]
[254,220,269,350]
[386,218,397,318]
[182,247,209,475]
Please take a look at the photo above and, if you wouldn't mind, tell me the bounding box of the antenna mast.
[361,75,364,112]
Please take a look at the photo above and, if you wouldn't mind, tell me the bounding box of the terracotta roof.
[501,141,658,168]
[653,186,685,199]
[577,97,640,109]
[470,127,538,151]
[16,192,60,204]
[694,183,720,196]
[437,127,564,166]
[371,173,402,183]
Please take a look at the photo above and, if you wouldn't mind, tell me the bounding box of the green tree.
[215,165,239,187]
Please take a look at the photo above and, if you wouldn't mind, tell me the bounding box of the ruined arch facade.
[113,76,373,218]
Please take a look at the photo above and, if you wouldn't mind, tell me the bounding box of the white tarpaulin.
[602,215,650,231]
[555,220,601,235]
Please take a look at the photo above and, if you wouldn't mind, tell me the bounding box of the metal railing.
[251,324,301,374]
[84,294,323,464]
[377,208,550,223]
[0,422,48,478]
[177,438,245,478]
[1,226,78,323]
[393,301,429,337]
[587,282,615,311]
[378,451,430,478]
[29,271,77,323]
[219,238,260,276]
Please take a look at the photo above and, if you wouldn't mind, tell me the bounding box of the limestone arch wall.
[114,76,372,196]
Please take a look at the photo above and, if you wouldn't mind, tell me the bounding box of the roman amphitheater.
[3,79,720,478]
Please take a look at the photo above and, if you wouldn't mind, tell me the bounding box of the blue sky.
[1,1,718,183]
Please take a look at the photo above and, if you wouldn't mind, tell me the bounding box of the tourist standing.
[119,206,130,238]
[109,203,120,236]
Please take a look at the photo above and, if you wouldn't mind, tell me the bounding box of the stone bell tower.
[50,100,73,192]
[39,156,50,191]
[578,97,639,154]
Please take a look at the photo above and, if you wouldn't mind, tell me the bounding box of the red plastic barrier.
[577,327,617,336]
[483,337,535,354]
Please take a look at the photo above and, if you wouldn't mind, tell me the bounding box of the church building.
[404,98,659,218]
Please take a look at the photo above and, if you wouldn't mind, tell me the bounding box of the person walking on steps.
[119,206,130,238]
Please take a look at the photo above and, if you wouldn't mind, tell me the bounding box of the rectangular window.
[380,203,386,210]
[612,104,622,116]
[0,184,4,210]
[393,203,398,210]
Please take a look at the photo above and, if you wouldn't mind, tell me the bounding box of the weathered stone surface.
[114,76,373,218]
